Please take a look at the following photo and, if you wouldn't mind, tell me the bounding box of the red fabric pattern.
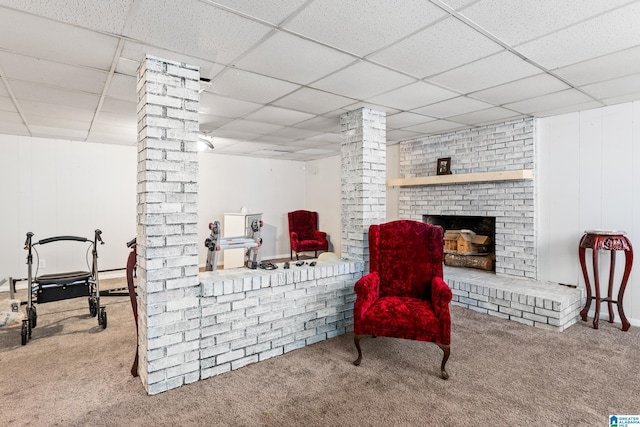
[354,220,452,345]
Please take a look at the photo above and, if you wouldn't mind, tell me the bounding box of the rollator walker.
[21,229,106,345]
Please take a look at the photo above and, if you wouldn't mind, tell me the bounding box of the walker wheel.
[89,297,97,317]
[98,307,107,329]
[21,321,28,345]
[28,307,37,329]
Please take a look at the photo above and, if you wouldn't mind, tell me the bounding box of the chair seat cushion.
[295,239,328,251]
[357,296,440,342]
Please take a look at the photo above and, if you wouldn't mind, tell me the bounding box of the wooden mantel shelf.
[387,169,533,187]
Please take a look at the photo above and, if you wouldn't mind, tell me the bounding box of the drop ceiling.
[1,0,639,161]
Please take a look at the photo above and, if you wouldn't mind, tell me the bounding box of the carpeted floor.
[1,278,639,426]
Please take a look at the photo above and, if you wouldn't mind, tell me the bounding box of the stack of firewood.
[443,229,494,271]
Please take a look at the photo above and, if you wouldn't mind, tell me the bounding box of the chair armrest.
[289,231,299,244]
[354,271,380,319]
[431,276,452,318]
[431,276,452,345]
[313,230,327,240]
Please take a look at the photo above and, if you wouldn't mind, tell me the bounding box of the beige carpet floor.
[1,279,639,426]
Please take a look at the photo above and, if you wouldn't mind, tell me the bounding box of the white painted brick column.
[136,55,200,395]
[340,108,387,271]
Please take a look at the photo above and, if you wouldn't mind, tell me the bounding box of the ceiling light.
[198,134,214,151]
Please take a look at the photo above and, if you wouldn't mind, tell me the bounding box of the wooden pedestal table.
[578,230,633,331]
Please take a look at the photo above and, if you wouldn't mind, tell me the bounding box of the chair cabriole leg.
[437,343,450,380]
[353,334,364,366]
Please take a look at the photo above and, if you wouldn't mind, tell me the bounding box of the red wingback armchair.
[287,210,329,260]
[353,220,453,379]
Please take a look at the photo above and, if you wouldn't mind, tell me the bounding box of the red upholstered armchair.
[287,210,329,260]
[353,220,453,379]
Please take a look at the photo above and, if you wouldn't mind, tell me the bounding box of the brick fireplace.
[398,118,536,279]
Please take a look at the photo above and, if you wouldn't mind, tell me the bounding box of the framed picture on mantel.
[437,157,451,175]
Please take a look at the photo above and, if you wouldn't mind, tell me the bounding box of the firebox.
[424,215,496,272]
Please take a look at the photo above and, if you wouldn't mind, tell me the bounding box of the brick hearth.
[445,266,584,331]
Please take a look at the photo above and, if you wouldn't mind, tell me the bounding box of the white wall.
[198,152,306,266]
[538,101,640,324]
[0,135,137,279]
[304,155,342,255]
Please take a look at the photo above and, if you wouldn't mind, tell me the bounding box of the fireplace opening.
[424,215,496,272]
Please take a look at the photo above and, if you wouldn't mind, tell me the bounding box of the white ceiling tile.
[386,129,424,142]
[100,97,136,116]
[459,0,631,45]
[312,61,414,100]
[0,110,23,123]
[0,51,108,94]
[0,96,16,112]
[580,73,640,100]
[0,0,135,34]
[428,51,541,93]
[404,119,469,134]
[268,127,323,140]
[234,32,356,85]
[367,82,459,110]
[93,111,136,127]
[387,112,436,129]
[0,120,29,135]
[0,82,7,97]
[0,8,120,71]
[211,68,299,104]
[533,100,604,118]
[304,132,341,144]
[9,80,100,110]
[199,93,262,117]
[516,2,640,69]
[29,125,88,140]
[115,57,140,77]
[446,106,522,125]
[217,119,285,135]
[123,1,272,65]
[26,113,91,131]
[107,74,137,102]
[469,73,569,105]
[217,141,279,153]
[211,0,307,25]
[211,127,262,140]
[293,147,336,156]
[413,96,493,119]
[439,0,481,10]
[256,135,298,145]
[554,46,640,87]
[272,87,356,115]
[369,17,502,78]
[19,100,95,122]
[601,92,640,106]
[504,89,596,114]
[244,106,315,126]
[198,115,235,132]
[292,116,339,132]
[284,0,447,56]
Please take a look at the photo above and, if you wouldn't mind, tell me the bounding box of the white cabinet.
[223,212,262,269]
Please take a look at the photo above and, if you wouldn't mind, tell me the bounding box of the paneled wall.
[537,101,640,323]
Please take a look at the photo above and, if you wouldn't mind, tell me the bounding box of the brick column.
[136,55,200,395]
[340,108,386,271]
